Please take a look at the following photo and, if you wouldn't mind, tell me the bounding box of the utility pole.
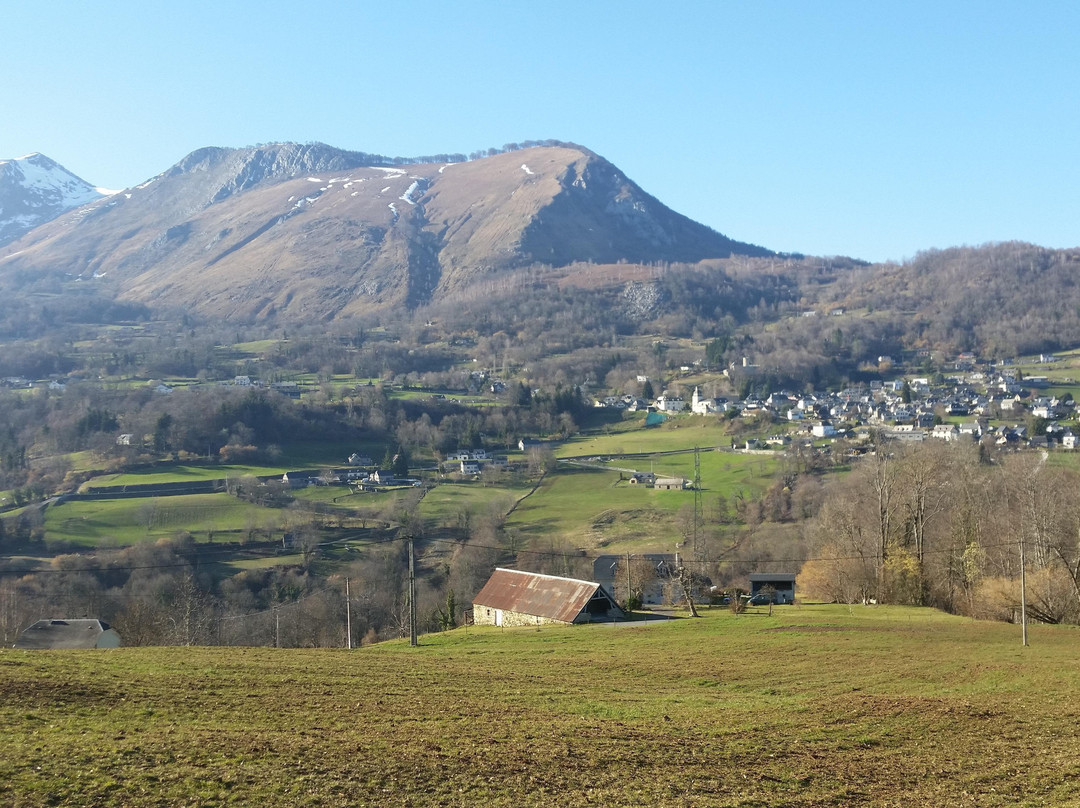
[693,446,703,561]
[345,577,352,650]
[274,606,280,649]
[625,551,632,609]
[408,536,418,647]
[1020,532,1028,647]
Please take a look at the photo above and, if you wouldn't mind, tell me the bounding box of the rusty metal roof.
[473,568,608,623]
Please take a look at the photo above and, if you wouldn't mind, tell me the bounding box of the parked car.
[747,593,774,605]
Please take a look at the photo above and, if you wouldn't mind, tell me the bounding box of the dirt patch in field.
[827,691,1002,721]
[762,624,905,633]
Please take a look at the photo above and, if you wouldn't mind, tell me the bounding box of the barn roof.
[473,568,612,623]
[13,619,117,650]
[749,573,797,584]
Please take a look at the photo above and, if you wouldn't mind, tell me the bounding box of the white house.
[931,424,960,441]
[655,393,686,412]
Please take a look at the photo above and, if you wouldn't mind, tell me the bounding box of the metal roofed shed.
[748,573,797,604]
[472,568,625,627]
[13,619,122,650]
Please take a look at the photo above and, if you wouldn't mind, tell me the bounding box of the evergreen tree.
[391,447,410,478]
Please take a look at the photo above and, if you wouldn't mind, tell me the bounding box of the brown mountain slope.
[0,143,771,321]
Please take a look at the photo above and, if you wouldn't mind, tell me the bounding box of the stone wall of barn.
[472,606,572,627]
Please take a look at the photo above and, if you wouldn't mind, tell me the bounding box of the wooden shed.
[472,568,624,627]
[13,619,122,650]
[749,573,797,604]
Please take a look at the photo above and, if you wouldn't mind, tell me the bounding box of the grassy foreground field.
[3,605,1079,807]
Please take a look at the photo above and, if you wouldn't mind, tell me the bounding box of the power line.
[0,529,1039,580]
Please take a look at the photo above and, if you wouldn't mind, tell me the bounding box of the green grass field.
[2,605,1078,806]
[557,415,733,457]
[43,494,278,546]
[506,453,778,550]
[83,442,383,488]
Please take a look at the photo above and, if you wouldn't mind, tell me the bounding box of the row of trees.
[0,532,506,648]
[800,442,1080,624]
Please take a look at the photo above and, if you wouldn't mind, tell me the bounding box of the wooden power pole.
[408,536,418,647]
[345,577,352,650]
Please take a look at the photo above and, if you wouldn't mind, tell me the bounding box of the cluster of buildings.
[592,362,1078,451]
[445,448,511,475]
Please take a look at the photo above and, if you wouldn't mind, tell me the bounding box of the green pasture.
[86,465,271,487]
[416,480,533,531]
[558,415,733,457]
[507,453,777,550]
[83,442,384,488]
[291,487,373,508]
[228,339,281,355]
[43,494,279,547]
[3,605,1079,806]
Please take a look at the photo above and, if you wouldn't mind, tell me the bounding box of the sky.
[3,1,1078,262]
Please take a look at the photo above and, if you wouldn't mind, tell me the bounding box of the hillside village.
[593,354,1079,453]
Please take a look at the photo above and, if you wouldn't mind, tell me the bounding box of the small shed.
[473,568,624,627]
[749,573,796,604]
[14,619,122,650]
[654,477,687,490]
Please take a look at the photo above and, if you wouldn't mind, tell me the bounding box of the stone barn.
[472,568,624,627]
[13,619,122,649]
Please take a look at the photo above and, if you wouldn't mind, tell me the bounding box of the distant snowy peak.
[0,153,107,246]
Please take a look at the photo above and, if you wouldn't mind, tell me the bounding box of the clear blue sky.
[4,1,1077,262]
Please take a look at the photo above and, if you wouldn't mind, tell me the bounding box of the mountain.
[0,153,109,247]
[0,142,772,321]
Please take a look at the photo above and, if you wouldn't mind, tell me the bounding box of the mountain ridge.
[0,142,772,321]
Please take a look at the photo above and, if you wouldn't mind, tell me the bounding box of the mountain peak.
[0,142,772,320]
[0,153,104,246]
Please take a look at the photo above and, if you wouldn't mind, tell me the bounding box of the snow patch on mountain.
[0,153,105,246]
[399,181,420,205]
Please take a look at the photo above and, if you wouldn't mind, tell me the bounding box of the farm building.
[472,568,624,626]
[654,477,688,490]
[748,573,797,604]
[13,619,121,650]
